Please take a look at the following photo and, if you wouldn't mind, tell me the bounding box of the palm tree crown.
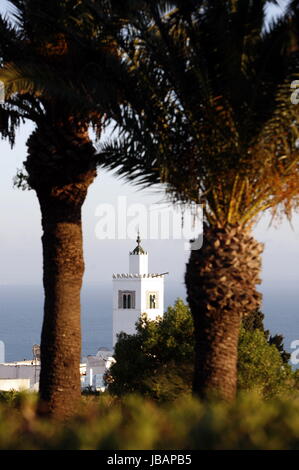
[0,0,123,166]
[99,0,299,228]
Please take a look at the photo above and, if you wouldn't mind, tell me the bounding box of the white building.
[112,234,165,346]
[82,348,115,391]
[0,359,87,392]
[0,360,40,391]
[0,236,167,392]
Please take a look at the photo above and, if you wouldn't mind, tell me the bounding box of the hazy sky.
[0,0,298,294]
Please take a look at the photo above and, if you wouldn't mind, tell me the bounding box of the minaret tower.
[112,234,165,346]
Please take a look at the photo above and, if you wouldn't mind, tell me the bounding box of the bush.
[238,328,294,398]
[2,392,299,449]
[106,298,194,400]
[106,299,295,400]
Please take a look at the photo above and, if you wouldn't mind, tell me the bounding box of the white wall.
[112,276,164,345]
[141,277,164,320]
[0,378,31,391]
[0,363,40,388]
[129,253,148,274]
[83,355,113,390]
[113,278,140,344]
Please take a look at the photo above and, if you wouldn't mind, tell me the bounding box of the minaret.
[112,234,165,346]
[129,231,148,275]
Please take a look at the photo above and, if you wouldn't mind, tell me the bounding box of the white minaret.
[112,233,165,346]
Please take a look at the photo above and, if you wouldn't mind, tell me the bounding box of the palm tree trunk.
[35,172,95,418]
[25,122,96,418]
[185,224,263,401]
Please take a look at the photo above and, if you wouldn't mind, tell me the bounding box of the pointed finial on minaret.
[131,229,146,255]
[136,229,141,247]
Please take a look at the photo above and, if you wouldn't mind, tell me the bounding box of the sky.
[0,0,298,296]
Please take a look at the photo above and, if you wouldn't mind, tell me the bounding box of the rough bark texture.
[185,224,264,401]
[25,122,96,419]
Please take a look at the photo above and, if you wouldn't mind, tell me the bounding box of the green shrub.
[106,298,194,400]
[106,299,296,400]
[1,393,299,449]
[238,328,294,398]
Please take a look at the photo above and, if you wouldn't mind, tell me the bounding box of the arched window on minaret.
[118,290,135,309]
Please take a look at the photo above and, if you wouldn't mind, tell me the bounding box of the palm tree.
[98,0,299,400]
[0,0,127,418]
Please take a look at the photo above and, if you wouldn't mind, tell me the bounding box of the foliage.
[242,309,266,333]
[269,334,292,364]
[0,0,127,153]
[98,0,299,227]
[243,309,291,364]
[2,392,299,449]
[0,390,34,405]
[238,328,294,399]
[106,299,194,400]
[106,299,295,400]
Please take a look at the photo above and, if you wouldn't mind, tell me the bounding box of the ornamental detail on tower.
[130,232,147,255]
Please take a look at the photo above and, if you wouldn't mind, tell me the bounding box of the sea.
[0,282,298,364]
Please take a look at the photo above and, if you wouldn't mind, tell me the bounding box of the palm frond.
[97,0,299,227]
